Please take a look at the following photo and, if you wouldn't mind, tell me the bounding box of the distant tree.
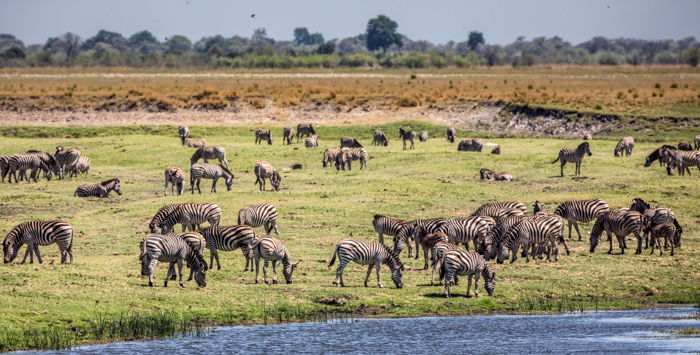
[308,33,325,45]
[45,32,82,62]
[165,35,192,54]
[366,15,402,52]
[129,30,158,46]
[251,28,273,46]
[294,27,311,45]
[207,44,224,57]
[482,45,501,66]
[82,30,129,52]
[467,31,484,52]
[685,47,699,67]
[317,41,336,54]
[337,35,366,54]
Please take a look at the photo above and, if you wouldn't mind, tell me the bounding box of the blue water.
[22,308,700,354]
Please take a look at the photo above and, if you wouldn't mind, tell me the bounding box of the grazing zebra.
[190,163,233,193]
[305,135,319,148]
[372,130,388,146]
[254,129,272,145]
[178,126,190,145]
[254,161,281,191]
[399,128,416,150]
[644,145,680,175]
[164,166,185,196]
[552,142,592,176]
[649,223,677,256]
[335,147,368,171]
[669,150,700,175]
[340,137,363,148]
[406,226,453,270]
[372,214,407,244]
[329,239,404,288]
[190,146,228,168]
[589,210,644,255]
[139,234,207,287]
[68,156,90,177]
[74,178,122,198]
[678,141,693,151]
[283,127,295,145]
[393,218,446,258]
[164,231,206,281]
[200,225,257,271]
[614,136,635,157]
[438,216,496,252]
[419,131,428,142]
[554,199,610,240]
[695,135,700,150]
[6,154,53,183]
[3,220,73,264]
[54,147,81,179]
[253,236,299,284]
[470,206,524,219]
[447,127,456,143]
[296,123,316,142]
[458,139,483,152]
[497,215,567,263]
[629,198,681,248]
[0,155,9,182]
[479,215,529,260]
[479,168,514,181]
[472,201,528,215]
[659,147,692,176]
[238,204,280,235]
[440,250,495,298]
[149,203,222,234]
[184,138,207,148]
[322,147,341,168]
[430,240,459,285]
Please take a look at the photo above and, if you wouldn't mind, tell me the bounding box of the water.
[23,308,700,354]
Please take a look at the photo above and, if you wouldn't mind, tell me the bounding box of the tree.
[293,27,325,45]
[165,35,192,54]
[45,33,82,62]
[684,47,699,67]
[317,41,336,54]
[366,15,402,52]
[82,30,129,53]
[467,31,484,52]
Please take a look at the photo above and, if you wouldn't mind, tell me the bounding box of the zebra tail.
[551,156,560,164]
[438,257,446,282]
[327,245,339,268]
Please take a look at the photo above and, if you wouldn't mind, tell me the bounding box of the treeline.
[1,15,698,68]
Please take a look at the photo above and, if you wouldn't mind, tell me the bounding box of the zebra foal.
[164,166,185,196]
[399,128,416,150]
[3,221,73,264]
[283,127,296,145]
[190,163,233,193]
[74,178,122,198]
[254,129,272,145]
[329,239,404,288]
[254,161,281,191]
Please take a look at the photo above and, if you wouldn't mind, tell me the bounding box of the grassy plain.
[0,122,699,350]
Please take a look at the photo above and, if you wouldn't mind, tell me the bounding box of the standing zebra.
[253,236,299,284]
[322,147,341,168]
[305,135,319,148]
[472,201,528,215]
[254,161,281,191]
[200,225,257,271]
[74,178,122,198]
[372,214,407,244]
[668,149,700,175]
[283,127,296,145]
[589,210,644,255]
[430,240,459,285]
[190,163,233,193]
[393,218,446,258]
[238,204,280,235]
[26,150,56,180]
[372,130,388,146]
[140,234,207,288]
[554,199,610,240]
[329,239,404,288]
[164,231,207,282]
[399,128,416,150]
[629,198,681,248]
[3,220,73,264]
[339,137,363,148]
[179,126,190,145]
[649,223,676,256]
[254,129,272,145]
[54,147,81,179]
[0,155,10,182]
[446,127,456,143]
[296,123,316,142]
[6,154,53,183]
[479,215,529,260]
[190,146,228,168]
[695,135,700,150]
[471,206,524,219]
[614,136,635,157]
[164,166,185,196]
[149,203,222,234]
[440,250,496,298]
[184,138,207,148]
[438,216,496,252]
[335,147,368,170]
[419,131,428,142]
[68,156,90,177]
[497,215,567,263]
[552,142,592,176]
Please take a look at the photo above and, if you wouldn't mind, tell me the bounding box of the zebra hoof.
[272,280,279,284]
[378,284,383,288]
[149,282,154,287]
[179,283,185,288]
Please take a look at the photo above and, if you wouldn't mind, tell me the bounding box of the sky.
[1,0,699,46]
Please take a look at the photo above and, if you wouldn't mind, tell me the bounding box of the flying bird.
[250,14,256,19]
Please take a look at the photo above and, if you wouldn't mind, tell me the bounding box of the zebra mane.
[219,164,233,175]
[373,214,384,220]
[101,178,119,186]
[382,243,403,270]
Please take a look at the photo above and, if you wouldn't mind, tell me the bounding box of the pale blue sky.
[2,0,699,45]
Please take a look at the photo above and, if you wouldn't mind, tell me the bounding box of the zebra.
[438,216,496,252]
[589,210,644,255]
[335,147,368,171]
[296,123,316,142]
[54,146,81,179]
[472,201,528,216]
[164,166,185,196]
[253,236,299,284]
[629,198,681,248]
[554,199,610,240]
[12,151,55,182]
[200,225,257,271]
[659,147,693,176]
[74,178,122,198]
[430,240,459,285]
[552,142,592,176]
[340,137,363,148]
[178,126,190,145]
[695,135,700,150]
[470,206,524,219]
[190,146,228,168]
[406,226,454,270]
[496,215,567,263]
[238,204,280,235]
[164,231,207,282]
[419,130,428,142]
[184,138,207,148]
[149,203,222,234]
[372,214,407,244]
[254,161,281,191]
[678,141,693,151]
[372,130,388,146]
[399,128,416,150]
[614,136,635,157]
[0,155,9,182]
[479,215,529,260]
[668,149,700,175]
[479,168,514,181]
[139,234,207,288]
[6,154,53,183]
[649,223,677,256]
[305,135,319,148]
[190,163,233,193]
[283,127,295,145]
[393,218,446,258]
[328,239,404,289]
[491,145,501,155]
[3,220,73,264]
[447,127,456,143]
[458,139,483,152]
[322,147,341,168]
[68,156,90,177]
[254,129,272,145]
[440,250,496,298]
[644,145,680,175]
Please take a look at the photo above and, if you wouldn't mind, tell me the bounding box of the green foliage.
[366,15,403,52]
[467,31,485,52]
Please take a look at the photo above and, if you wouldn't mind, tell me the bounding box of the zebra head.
[391,266,404,289]
[271,171,281,191]
[630,198,650,213]
[579,142,592,156]
[2,229,20,263]
[484,270,496,296]
[588,216,605,253]
[192,254,208,288]
[103,178,122,195]
[283,261,300,284]
[410,223,426,243]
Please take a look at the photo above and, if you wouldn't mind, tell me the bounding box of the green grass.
[1,123,699,351]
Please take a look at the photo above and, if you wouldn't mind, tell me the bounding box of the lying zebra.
[74,178,122,198]
[479,168,514,181]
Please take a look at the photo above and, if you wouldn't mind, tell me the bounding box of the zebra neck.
[280,252,291,268]
[481,263,491,280]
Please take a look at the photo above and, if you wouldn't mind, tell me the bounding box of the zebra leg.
[211,177,218,193]
[560,237,570,256]
[573,222,582,241]
[190,177,194,194]
[444,272,451,298]
[669,236,674,256]
[263,259,270,284]
[567,221,573,240]
[211,249,221,270]
[467,274,473,297]
[606,231,614,254]
[272,221,280,235]
[164,262,173,287]
[375,263,383,288]
[363,265,373,287]
[650,234,656,255]
[254,254,261,283]
[196,178,202,194]
[33,245,43,264]
[167,264,177,280]
[423,247,430,270]
[272,260,279,284]
[560,161,565,177]
[21,243,33,264]
[177,259,185,287]
[634,232,642,255]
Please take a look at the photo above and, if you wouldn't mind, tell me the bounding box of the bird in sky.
[250,14,256,19]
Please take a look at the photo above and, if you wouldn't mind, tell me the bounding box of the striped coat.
[254,161,281,191]
[6,154,52,183]
[179,126,190,145]
[372,130,388,146]
[54,147,81,179]
[335,147,368,170]
[140,234,207,288]
[393,218,446,258]
[164,166,185,196]
[479,168,514,181]
[554,199,610,240]
[472,201,528,216]
[470,206,524,219]
[3,221,73,264]
[479,215,529,260]
[305,135,319,148]
[458,139,483,152]
[184,138,207,148]
[446,127,456,143]
[339,137,362,148]
[695,135,700,150]
[419,131,428,142]
[650,223,677,256]
[629,198,679,248]
[430,241,459,285]
[238,204,280,235]
[68,156,90,177]
[149,203,222,234]
[254,129,272,145]
[74,178,122,198]
[0,155,9,182]
[329,239,404,288]
[440,250,495,298]
[190,146,228,168]
[552,142,592,176]
[322,147,341,168]
[497,215,566,263]
[372,214,407,244]
[283,127,296,145]
[589,211,644,255]
[190,163,233,193]
[253,236,299,284]
[614,136,635,157]
[164,231,206,281]
[200,225,257,271]
[399,128,416,150]
[296,123,316,142]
